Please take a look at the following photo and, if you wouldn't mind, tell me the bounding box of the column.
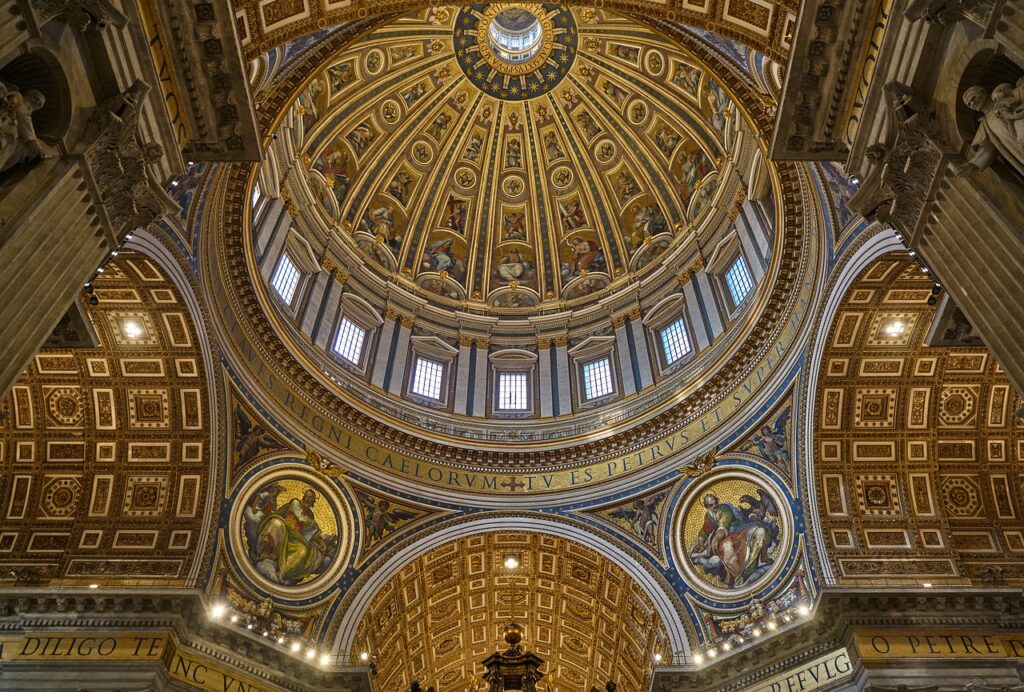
[537,340,555,418]
[299,271,331,338]
[370,312,398,389]
[311,276,344,349]
[627,311,655,389]
[385,315,413,395]
[470,340,488,418]
[682,280,711,351]
[612,315,638,396]
[692,269,725,341]
[453,336,474,415]
[0,161,111,397]
[736,202,769,277]
[258,204,292,281]
[554,336,572,416]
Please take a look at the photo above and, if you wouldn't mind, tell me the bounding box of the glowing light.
[923,582,933,588]
[723,643,732,652]
[320,653,330,666]
[210,603,226,619]
[752,628,762,637]
[124,321,143,338]
[246,624,253,631]
[693,654,704,665]
[306,648,316,660]
[88,584,98,590]
[359,652,370,662]
[291,642,301,653]
[262,631,269,637]
[654,653,663,663]
[767,620,778,631]
[277,637,285,645]
[707,648,717,658]
[230,615,238,623]
[503,555,520,569]
[798,604,810,617]
[884,320,905,337]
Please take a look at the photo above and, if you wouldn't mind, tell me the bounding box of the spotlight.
[125,233,134,241]
[291,642,301,653]
[752,628,762,637]
[931,284,942,294]
[277,637,285,644]
[707,648,718,658]
[694,653,704,665]
[96,267,104,273]
[360,652,369,662]
[210,603,226,619]
[262,631,269,637]
[923,582,933,588]
[849,176,860,186]
[83,283,93,294]
[503,555,520,569]
[230,615,238,623]
[110,250,118,257]
[246,624,253,630]
[320,653,330,666]
[89,296,99,306]
[654,653,663,663]
[798,604,810,617]
[767,621,778,631]
[124,321,142,338]
[306,648,316,659]
[723,642,732,652]
[927,295,937,306]
[88,584,98,590]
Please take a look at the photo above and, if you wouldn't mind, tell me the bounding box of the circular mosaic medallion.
[550,165,574,190]
[230,466,353,598]
[502,174,526,198]
[454,3,578,101]
[380,99,401,124]
[673,468,792,599]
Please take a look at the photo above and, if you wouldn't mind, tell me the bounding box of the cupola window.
[333,317,366,365]
[582,358,614,401]
[411,357,445,401]
[660,318,693,365]
[270,253,301,305]
[725,255,754,306]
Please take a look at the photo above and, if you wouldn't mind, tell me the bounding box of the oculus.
[455,3,577,100]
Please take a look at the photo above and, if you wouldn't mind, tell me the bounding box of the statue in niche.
[958,79,1024,179]
[0,81,51,174]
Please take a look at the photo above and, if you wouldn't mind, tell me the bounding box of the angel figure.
[752,408,791,465]
[234,407,281,464]
[609,491,668,545]
[360,496,417,544]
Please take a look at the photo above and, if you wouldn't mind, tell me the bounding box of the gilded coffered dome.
[293,5,739,314]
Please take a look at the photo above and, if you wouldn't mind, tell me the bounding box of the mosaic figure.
[753,408,791,465]
[242,481,339,586]
[687,484,781,589]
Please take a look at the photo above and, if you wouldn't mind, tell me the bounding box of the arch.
[800,226,903,585]
[332,514,689,659]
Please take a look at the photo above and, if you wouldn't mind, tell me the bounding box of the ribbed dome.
[298,5,735,315]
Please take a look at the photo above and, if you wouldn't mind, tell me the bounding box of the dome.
[294,5,741,316]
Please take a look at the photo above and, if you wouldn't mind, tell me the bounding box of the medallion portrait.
[677,473,788,595]
[240,477,341,587]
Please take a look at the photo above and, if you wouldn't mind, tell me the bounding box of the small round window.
[487,7,544,64]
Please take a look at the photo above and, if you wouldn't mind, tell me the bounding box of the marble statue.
[959,80,1024,179]
[0,81,50,174]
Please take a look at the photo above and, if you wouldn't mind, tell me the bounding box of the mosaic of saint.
[682,478,783,590]
[241,478,340,586]
[297,6,735,313]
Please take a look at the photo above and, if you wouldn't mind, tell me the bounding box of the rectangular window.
[252,184,264,210]
[497,372,529,411]
[270,253,301,305]
[660,318,693,365]
[725,256,754,306]
[582,358,614,401]
[411,357,444,400]
[332,317,366,365]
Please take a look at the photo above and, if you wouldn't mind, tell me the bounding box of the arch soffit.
[331,514,691,657]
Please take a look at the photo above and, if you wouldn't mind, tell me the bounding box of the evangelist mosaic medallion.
[675,470,790,597]
[454,3,578,100]
[230,467,353,597]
